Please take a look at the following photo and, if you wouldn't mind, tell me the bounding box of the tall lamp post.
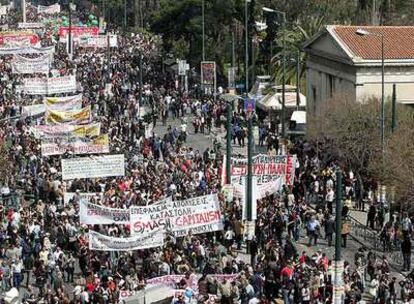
[355,29,385,154]
[202,0,205,61]
[356,28,385,216]
[263,7,286,137]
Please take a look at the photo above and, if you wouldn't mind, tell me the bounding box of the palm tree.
[270,15,325,87]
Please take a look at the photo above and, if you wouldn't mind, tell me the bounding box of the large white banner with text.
[61,154,125,180]
[41,134,109,156]
[11,54,51,74]
[22,75,77,95]
[88,230,163,251]
[80,200,130,225]
[31,123,101,139]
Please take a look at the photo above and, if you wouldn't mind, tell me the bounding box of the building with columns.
[303,25,414,114]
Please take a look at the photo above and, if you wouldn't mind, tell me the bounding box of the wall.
[306,55,356,114]
[356,66,414,103]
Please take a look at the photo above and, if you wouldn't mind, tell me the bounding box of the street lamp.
[262,7,286,137]
[202,0,205,61]
[356,28,386,220]
[355,28,385,155]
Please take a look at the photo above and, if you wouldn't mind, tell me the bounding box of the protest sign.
[41,134,109,156]
[0,46,54,55]
[88,230,163,251]
[0,31,38,47]
[11,53,51,74]
[22,104,46,117]
[170,194,223,234]
[130,197,173,236]
[58,26,99,38]
[108,35,118,47]
[61,154,125,180]
[31,123,101,139]
[45,105,91,125]
[0,5,10,16]
[44,94,83,110]
[22,75,77,95]
[77,36,107,48]
[80,200,129,225]
[18,23,44,29]
[64,192,101,205]
[130,194,223,237]
[222,154,296,186]
[233,177,282,199]
[37,3,60,14]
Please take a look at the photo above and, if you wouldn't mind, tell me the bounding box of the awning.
[257,91,306,111]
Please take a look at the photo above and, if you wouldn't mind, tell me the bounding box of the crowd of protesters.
[0,4,413,304]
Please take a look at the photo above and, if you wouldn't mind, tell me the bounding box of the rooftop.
[330,25,414,60]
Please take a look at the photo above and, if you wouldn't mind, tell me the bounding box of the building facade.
[304,25,414,114]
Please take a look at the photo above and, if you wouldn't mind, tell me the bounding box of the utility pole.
[68,1,72,56]
[22,0,26,23]
[226,103,232,184]
[296,49,301,109]
[246,116,253,221]
[333,170,344,304]
[139,51,143,106]
[124,0,127,30]
[245,0,249,94]
[281,13,286,138]
[391,83,396,132]
[202,0,205,61]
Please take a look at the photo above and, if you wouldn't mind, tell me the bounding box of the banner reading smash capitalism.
[41,134,109,156]
[61,154,125,180]
[222,154,296,186]
[31,123,101,139]
[131,194,223,237]
[45,105,91,125]
[130,197,173,236]
[88,230,163,251]
[11,54,51,74]
[22,75,77,95]
[80,200,129,224]
[0,46,54,55]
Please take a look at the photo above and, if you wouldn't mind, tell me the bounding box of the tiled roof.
[331,26,414,60]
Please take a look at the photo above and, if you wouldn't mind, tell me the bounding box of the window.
[328,74,334,98]
[312,87,317,112]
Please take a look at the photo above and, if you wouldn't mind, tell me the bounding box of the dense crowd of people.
[0,3,413,304]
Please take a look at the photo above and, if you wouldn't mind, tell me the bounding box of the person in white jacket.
[369,275,379,302]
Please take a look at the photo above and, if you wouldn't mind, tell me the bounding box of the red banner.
[0,32,38,46]
[58,26,99,38]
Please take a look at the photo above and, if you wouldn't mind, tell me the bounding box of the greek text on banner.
[88,230,163,251]
[80,200,129,225]
[61,154,125,180]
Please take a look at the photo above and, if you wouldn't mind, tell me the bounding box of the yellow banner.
[45,105,91,125]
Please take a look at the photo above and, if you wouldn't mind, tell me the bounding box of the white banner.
[0,46,54,55]
[22,104,45,117]
[37,3,60,14]
[61,154,125,180]
[22,75,77,95]
[64,192,101,205]
[30,123,101,139]
[41,134,109,156]
[130,197,173,236]
[0,5,10,16]
[11,54,51,74]
[80,200,129,225]
[88,230,163,251]
[222,154,297,186]
[77,36,107,48]
[130,194,223,238]
[18,23,44,29]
